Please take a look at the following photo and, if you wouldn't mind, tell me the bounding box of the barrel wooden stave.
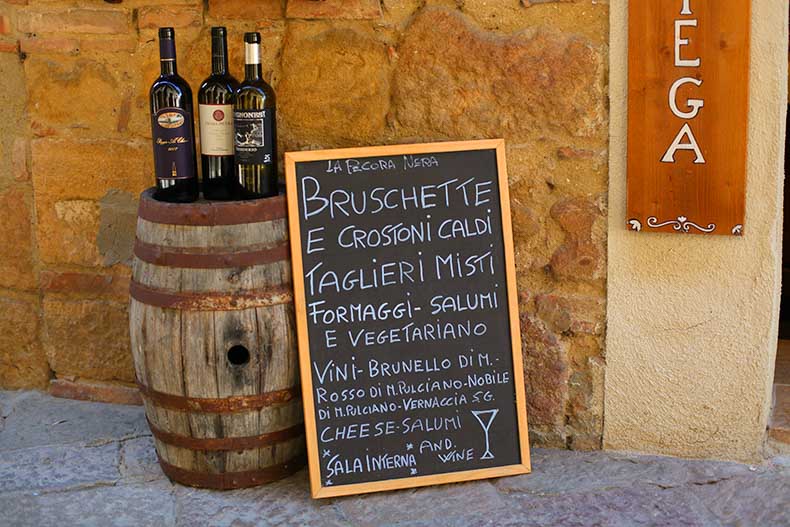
[133,260,292,295]
[135,217,288,248]
[129,190,305,489]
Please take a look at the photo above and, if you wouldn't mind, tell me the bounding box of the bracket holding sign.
[285,139,530,498]
[627,0,751,235]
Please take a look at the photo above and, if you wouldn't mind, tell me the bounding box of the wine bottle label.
[199,104,234,156]
[152,107,196,180]
[234,108,274,166]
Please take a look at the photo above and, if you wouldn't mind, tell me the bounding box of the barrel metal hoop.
[129,281,294,310]
[147,418,304,451]
[133,238,290,269]
[156,452,307,489]
[137,188,287,226]
[136,380,301,413]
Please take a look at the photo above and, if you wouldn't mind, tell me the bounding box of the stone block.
[0,53,25,184]
[97,189,138,267]
[0,295,48,390]
[0,442,119,493]
[26,56,126,137]
[42,298,134,383]
[536,294,604,336]
[19,36,80,54]
[40,270,130,301]
[207,0,283,20]
[278,26,390,148]
[463,0,609,45]
[31,138,149,266]
[78,35,138,54]
[17,8,131,34]
[0,186,36,291]
[50,379,142,406]
[549,239,600,281]
[550,196,600,237]
[0,13,11,35]
[33,196,101,267]
[565,354,604,450]
[519,311,568,428]
[286,0,382,19]
[380,0,423,27]
[392,7,606,142]
[11,137,29,182]
[548,196,604,281]
[510,199,541,240]
[0,38,17,53]
[138,6,203,29]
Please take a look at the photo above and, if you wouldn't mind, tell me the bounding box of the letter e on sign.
[626,0,750,236]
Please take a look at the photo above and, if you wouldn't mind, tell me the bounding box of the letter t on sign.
[626,0,750,236]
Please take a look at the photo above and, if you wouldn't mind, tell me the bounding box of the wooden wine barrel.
[129,188,305,489]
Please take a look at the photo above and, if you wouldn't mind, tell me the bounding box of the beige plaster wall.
[605,0,787,462]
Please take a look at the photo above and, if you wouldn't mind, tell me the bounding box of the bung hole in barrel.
[227,345,251,366]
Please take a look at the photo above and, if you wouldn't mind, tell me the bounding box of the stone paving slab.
[118,435,161,482]
[0,390,147,451]
[337,479,508,526]
[0,442,120,493]
[0,480,177,527]
[497,484,722,527]
[1,390,788,527]
[686,473,790,526]
[175,471,349,527]
[494,448,770,496]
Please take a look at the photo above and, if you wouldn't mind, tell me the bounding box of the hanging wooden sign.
[285,140,530,498]
[627,0,750,236]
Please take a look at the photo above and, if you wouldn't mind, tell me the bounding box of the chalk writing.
[293,147,524,489]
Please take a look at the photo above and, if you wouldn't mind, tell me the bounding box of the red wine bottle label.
[233,108,274,165]
[199,104,234,156]
[152,107,196,180]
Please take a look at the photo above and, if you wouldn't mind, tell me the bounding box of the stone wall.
[0,0,608,449]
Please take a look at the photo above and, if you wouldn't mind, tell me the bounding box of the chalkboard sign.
[285,140,530,498]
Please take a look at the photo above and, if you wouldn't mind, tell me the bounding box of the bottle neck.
[244,42,262,81]
[245,63,262,80]
[159,38,178,76]
[211,35,228,75]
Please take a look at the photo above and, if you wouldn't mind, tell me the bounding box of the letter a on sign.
[626,0,750,236]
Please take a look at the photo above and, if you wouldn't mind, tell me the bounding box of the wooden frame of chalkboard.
[285,139,530,499]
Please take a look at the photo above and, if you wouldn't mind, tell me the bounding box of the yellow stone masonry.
[0,0,608,449]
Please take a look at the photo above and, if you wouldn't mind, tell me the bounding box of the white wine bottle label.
[234,108,274,165]
[198,104,234,156]
[152,107,195,180]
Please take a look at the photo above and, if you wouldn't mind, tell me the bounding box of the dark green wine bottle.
[150,27,198,203]
[234,32,278,199]
[199,27,240,201]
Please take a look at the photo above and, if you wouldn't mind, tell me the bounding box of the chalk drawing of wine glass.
[471,409,499,460]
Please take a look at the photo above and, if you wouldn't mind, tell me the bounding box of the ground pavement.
[0,390,788,526]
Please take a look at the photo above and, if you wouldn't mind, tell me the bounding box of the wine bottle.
[198,27,240,201]
[150,27,198,203]
[234,32,278,199]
